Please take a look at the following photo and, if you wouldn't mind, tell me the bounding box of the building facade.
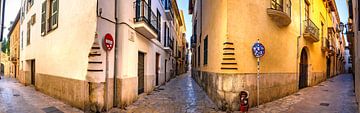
[19,0,185,112]
[347,0,360,111]
[8,11,21,81]
[189,0,342,110]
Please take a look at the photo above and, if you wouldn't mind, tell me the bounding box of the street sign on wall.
[252,40,265,58]
[103,33,114,51]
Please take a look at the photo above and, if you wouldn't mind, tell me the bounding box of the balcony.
[267,0,291,27]
[164,0,173,20]
[164,37,173,53]
[303,19,320,42]
[134,0,158,39]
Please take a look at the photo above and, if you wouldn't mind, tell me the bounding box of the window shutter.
[51,0,59,29]
[41,1,46,35]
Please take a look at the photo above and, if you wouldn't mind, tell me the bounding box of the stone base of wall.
[192,70,327,111]
[117,76,138,108]
[308,72,326,86]
[192,70,298,111]
[35,73,90,110]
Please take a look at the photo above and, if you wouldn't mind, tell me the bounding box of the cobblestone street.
[110,72,221,113]
[0,73,358,113]
[250,74,359,113]
[0,76,83,113]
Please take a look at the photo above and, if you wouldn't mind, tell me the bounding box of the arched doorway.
[299,48,308,89]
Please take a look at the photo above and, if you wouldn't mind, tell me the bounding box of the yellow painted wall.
[198,0,336,75]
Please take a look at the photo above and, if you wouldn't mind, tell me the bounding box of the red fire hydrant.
[240,91,249,113]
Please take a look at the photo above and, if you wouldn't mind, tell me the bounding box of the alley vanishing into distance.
[0,72,357,113]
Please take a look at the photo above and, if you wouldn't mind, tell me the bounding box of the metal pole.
[105,51,109,112]
[0,0,6,41]
[257,57,260,108]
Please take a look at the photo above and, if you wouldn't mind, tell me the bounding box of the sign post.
[103,33,114,112]
[252,39,265,108]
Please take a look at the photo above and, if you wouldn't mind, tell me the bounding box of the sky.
[177,0,192,44]
[2,0,21,41]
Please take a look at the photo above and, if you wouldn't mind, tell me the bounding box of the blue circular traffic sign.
[252,42,265,58]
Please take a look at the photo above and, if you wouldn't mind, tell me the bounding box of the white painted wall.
[20,0,97,80]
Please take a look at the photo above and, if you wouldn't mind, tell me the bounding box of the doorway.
[155,53,160,86]
[299,49,308,89]
[31,60,35,85]
[138,52,145,94]
[326,58,331,79]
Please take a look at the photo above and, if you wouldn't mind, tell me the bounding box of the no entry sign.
[103,33,114,51]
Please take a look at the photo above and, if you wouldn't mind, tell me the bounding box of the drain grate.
[42,106,63,113]
[320,103,330,106]
[13,94,20,97]
[323,90,329,92]
[294,93,301,96]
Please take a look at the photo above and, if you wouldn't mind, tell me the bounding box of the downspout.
[297,0,302,88]
[0,0,6,42]
[113,0,119,107]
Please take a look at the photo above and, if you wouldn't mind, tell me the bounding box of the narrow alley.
[111,72,220,113]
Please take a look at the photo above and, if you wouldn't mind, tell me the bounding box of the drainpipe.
[297,0,302,88]
[113,0,119,107]
[0,0,6,42]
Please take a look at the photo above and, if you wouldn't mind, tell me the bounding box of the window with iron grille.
[203,35,208,65]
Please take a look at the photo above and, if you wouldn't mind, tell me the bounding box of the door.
[299,49,308,89]
[138,52,145,94]
[31,60,35,85]
[14,65,17,78]
[155,53,160,86]
[326,58,331,78]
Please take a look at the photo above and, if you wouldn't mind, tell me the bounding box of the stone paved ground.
[0,76,83,113]
[249,74,359,113]
[109,72,223,113]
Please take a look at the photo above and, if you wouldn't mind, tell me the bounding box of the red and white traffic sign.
[103,33,114,51]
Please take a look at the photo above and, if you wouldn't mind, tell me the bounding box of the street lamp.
[339,22,345,33]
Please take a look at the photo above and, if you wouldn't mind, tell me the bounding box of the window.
[26,0,34,12]
[49,0,59,30]
[41,1,46,35]
[41,0,59,35]
[271,0,283,11]
[163,22,167,46]
[203,36,208,65]
[27,21,31,46]
[157,9,161,41]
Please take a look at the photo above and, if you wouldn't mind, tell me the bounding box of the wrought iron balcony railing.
[303,19,320,42]
[134,0,158,33]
